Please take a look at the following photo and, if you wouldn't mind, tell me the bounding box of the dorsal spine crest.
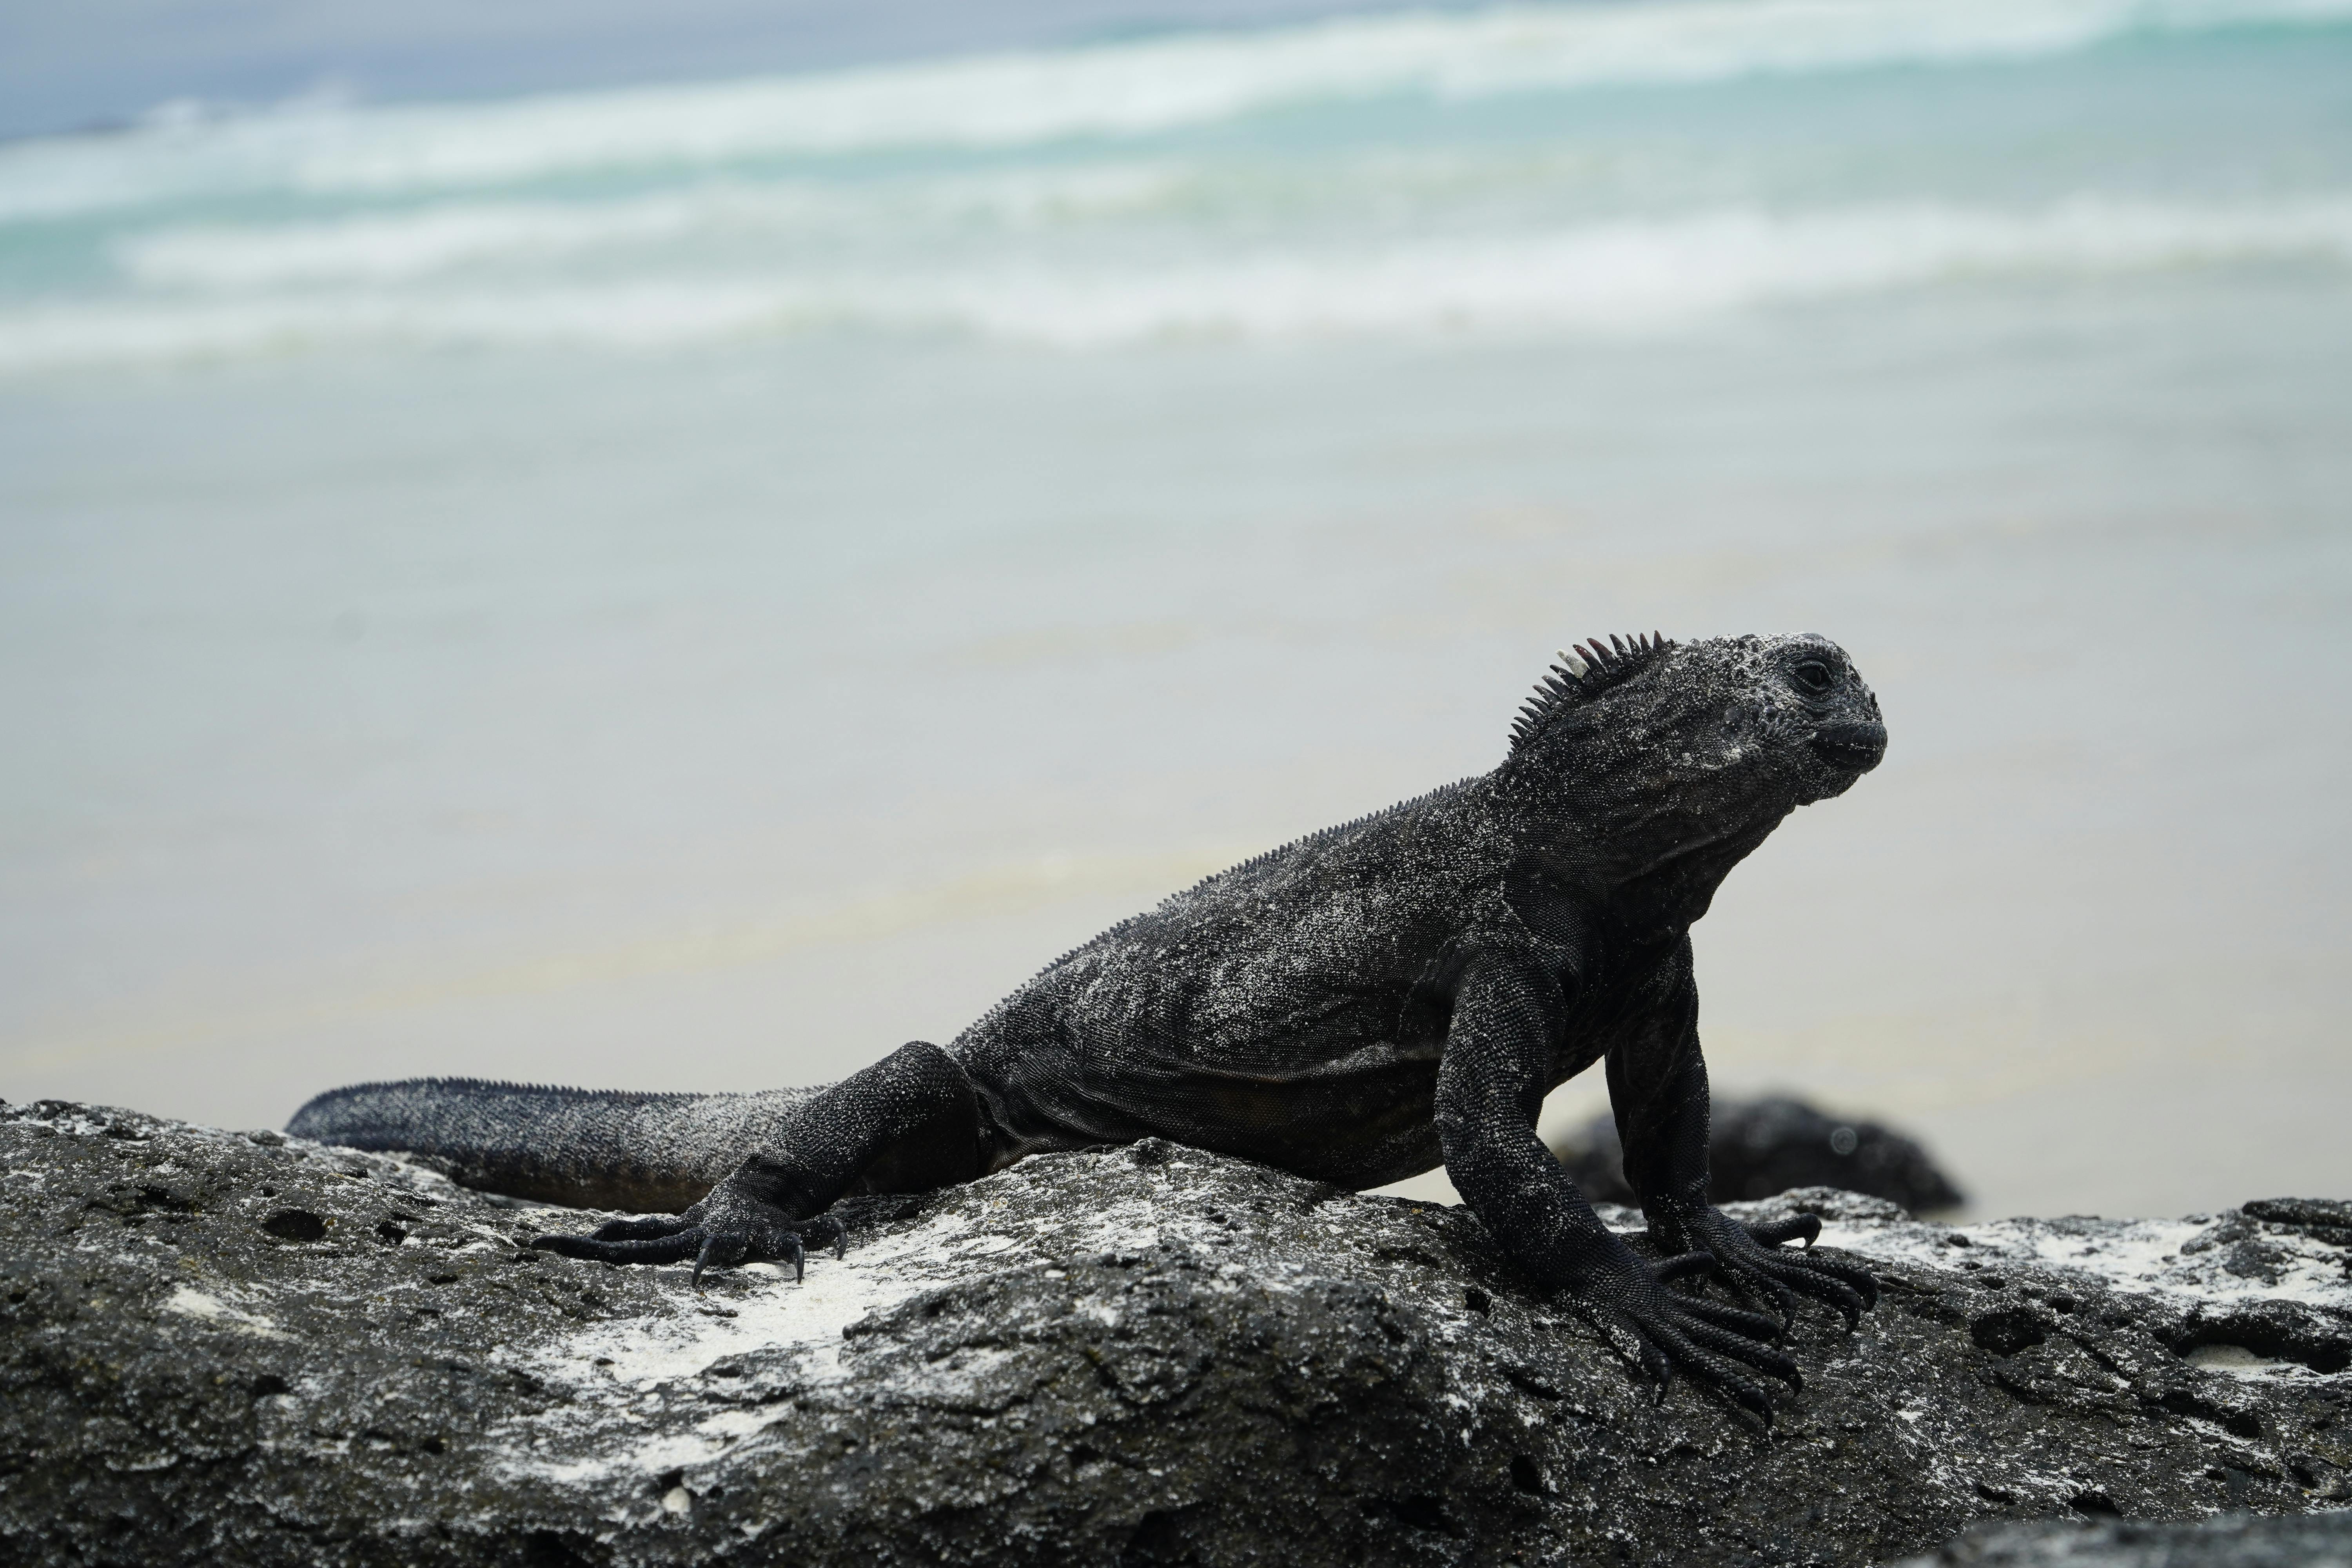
[1508,631,1674,754]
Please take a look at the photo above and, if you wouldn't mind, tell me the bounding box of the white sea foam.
[1,0,2347,217]
[214,0,2352,192]
[111,168,1191,289]
[11,195,2349,371]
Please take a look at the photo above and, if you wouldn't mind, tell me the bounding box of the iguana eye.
[1792,661,1834,695]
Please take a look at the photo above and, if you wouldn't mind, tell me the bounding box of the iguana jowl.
[291,632,1886,1418]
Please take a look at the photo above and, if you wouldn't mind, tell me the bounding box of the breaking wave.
[2,0,2348,216]
[111,168,1195,289]
[8,196,2348,370]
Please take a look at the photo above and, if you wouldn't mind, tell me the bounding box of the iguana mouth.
[1809,720,1886,772]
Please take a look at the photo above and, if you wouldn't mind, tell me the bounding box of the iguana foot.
[533,1203,848,1288]
[1671,1208,1880,1329]
[1575,1248,1801,1425]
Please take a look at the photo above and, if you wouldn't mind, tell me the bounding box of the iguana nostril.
[1811,720,1887,771]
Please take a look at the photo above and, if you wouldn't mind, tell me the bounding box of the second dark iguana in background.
[291,632,1887,1420]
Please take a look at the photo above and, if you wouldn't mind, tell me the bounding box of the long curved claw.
[692,1231,749,1290]
[774,1230,807,1283]
[800,1213,849,1260]
[1645,1343,1674,1405]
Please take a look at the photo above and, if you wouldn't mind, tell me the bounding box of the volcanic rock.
[1551,1094,1966,1212]
[2,1098,2347,1566]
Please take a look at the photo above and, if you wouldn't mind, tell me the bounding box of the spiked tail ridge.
[1508,631,1676,754]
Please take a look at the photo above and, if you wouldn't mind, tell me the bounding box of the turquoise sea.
[4,0,2349,1216]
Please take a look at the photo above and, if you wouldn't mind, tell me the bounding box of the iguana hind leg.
[530,1040,980,1286]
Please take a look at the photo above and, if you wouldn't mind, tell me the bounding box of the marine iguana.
[290,631,1886,1419]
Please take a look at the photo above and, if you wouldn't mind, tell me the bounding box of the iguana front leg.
[1436,957,1802,1422]
[531,1041,982,1285]
[1605,947,1880,1328]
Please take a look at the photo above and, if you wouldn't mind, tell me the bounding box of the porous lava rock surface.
[2,1098,2348,1567]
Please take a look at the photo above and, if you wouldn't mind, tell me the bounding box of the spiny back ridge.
[312,1077,697,1100]
[291,1078,701,1116]
[1507,631,1675,755]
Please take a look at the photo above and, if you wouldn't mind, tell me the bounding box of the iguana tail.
[286,1077,818,1213]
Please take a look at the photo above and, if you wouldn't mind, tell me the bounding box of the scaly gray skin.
[290,632,1886,1420]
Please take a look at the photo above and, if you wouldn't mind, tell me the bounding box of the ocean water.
[4,0,2349,1218]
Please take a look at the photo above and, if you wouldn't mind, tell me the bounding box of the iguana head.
[1670,631,1886,806]
[1505,630,1886,853]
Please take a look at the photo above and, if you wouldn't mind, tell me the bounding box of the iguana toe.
[531,1231,701,1265]
[589,1214,691,1243]
[532,1209,851,1288]
[1744,1213,1821,1250]
[1690,1209,1880,1330]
